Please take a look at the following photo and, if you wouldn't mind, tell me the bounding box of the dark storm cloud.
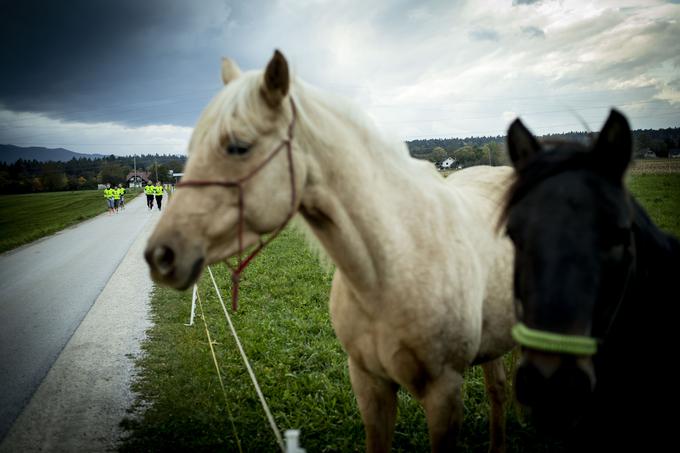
[0,0,270,127]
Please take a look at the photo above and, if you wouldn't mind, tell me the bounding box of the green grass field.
[119,173,677,452]
[627,174,680,237]
[0,189,141,253]
[120,228,558,453]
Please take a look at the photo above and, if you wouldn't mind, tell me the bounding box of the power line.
[2,92,678,146]
[0,86,670,130]
[376,100,676,125]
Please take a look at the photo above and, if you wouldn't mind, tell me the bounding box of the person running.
[103,183,115,215]
[118,184,126,210]
[154,181,164,211]
[144,181,155,210]
[112,183,121,212]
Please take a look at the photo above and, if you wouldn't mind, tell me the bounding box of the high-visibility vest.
[144,185,154,195]
[112,189,121,200]
[118,188,126,196]
[104,188,114,198]
[154,185,163,196]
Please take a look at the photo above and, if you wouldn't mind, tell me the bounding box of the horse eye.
[226,141,251,156]
[603,227,631,248]
[599,229,630,264]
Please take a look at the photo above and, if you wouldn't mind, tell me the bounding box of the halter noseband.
[512,323,598,356]
[512,230,636,356]
[176,98,298,310]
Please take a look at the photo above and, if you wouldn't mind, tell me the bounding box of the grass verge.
[0,189,142,253]
[627,173,680,237]
[120,173,678,452]
[120,228,557,452]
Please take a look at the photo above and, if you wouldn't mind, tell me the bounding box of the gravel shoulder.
[0,208,160,452]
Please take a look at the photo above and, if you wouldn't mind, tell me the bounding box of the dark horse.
[502,110,680,451]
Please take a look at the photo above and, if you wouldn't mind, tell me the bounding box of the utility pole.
[133,156,137,187]
[154,158,159,182]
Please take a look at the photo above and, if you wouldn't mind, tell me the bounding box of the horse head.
[503,110,636,429]
[145,51,306,290]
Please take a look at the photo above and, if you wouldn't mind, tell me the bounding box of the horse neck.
[293,88,458,293]
[596,199,679,365]
[629,200,680,292]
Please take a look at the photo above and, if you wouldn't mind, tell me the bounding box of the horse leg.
[348,358,398,453]
[482,358,507,453]
[419,368,464,453]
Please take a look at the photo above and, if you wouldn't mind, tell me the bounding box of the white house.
[439,157,456,169]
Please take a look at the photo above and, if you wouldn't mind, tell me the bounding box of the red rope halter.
[176,98,298,310]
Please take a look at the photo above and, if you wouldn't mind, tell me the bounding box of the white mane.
[289,78,444,185]
[191,70,443,187]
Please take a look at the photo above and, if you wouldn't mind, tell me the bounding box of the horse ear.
[593,109,632,180]
[221,58,241,85]
[507,118,541,170]
[261,49,290,108]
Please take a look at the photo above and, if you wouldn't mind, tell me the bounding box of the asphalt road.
[0,195,159,442]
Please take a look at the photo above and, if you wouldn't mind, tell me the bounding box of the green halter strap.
[512,323,598,356]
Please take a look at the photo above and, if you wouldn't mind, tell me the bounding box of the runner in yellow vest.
[117,184,126,210]
[144,181,155,210]
[103,183,115,215]
[154,181,164,211]
[112,184,121,212]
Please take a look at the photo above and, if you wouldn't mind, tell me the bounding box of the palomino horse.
[503,110,680,451]
[145,51,516,452]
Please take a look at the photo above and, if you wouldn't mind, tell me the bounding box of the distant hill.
[0,144,105,163]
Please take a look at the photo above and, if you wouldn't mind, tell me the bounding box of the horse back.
[576,198,680,451]
[446,166,517,362]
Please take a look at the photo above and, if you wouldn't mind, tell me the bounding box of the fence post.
[185,284,197,326]
[285,430,305,453]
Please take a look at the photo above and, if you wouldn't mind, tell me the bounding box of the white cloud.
[313,0,680,137]
[503,111,519,123]
[2,0,679,146]
[0,109,192,156]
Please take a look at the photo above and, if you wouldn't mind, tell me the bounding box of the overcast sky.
[1,0,679,156]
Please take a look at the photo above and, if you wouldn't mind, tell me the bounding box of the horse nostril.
[152,245,175,275]
[551,366,594,404]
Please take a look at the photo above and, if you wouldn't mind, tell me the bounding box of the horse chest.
[329,279,480,383]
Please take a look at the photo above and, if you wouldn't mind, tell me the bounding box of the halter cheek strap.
[512,322,598,356]
[176,98,298,311]
[513,232,635,357]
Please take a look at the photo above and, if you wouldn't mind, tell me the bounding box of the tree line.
[2,126,678,194]
[0,154,187,194]
[407,127,680,167]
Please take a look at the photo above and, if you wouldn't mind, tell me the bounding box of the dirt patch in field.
[629,159,680,174]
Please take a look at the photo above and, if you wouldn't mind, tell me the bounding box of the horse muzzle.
[145,236,205,290]
[515,349,596,431]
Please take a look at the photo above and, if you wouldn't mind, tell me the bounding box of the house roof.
[125,171,151,180]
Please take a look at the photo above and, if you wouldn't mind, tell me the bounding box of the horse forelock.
[190,68,416,178]
[189,72,277,156]
[499,143,593,229]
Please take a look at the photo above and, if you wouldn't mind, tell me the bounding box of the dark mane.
[629,197,680,269]
[499,140,592,229]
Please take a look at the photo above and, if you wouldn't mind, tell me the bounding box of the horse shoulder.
[329,261,481,385]
[443,166,517,361]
